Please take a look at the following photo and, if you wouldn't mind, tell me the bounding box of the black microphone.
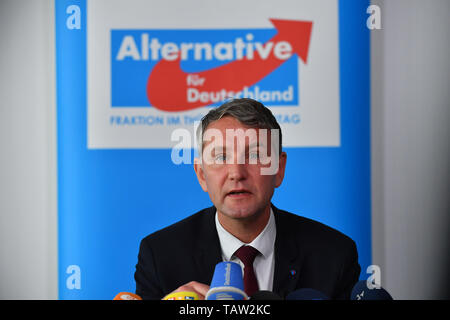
[286,288,329,300]
[250,290,283,300]
[350,280,393,300]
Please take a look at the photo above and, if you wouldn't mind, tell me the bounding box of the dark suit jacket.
[135,205,361,300]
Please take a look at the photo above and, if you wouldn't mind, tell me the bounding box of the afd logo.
[111,19,312,111]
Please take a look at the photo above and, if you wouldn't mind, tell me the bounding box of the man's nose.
[227,162,248,181]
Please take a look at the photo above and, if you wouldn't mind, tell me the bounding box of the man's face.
[194,116,287,221]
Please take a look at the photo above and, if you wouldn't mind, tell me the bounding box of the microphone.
[113,292,142,300]
[350,280,393,300]
[286,288,329,300]
[205,261,248,300]
[162,291,200,300]
[250,290,283,300]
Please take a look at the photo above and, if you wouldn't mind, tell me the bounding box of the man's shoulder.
[141,206,216,245]
[273,206,357,249]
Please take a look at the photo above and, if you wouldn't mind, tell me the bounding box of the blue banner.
[56,0,371,299]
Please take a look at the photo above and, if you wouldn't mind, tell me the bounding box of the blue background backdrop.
[56,0,371,299]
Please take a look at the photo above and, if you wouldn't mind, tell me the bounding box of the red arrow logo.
[146,19,313,112]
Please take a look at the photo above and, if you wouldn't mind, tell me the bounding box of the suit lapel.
[272,205,303,298]
[193,207,223,284]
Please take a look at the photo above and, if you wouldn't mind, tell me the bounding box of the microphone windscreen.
[210,261,244,289]
[206,261,248,300]
[250,290,283,300]
[162,291,200,300]
[350,281,393,300]
[286,288,329,300]
[113,292,142,300]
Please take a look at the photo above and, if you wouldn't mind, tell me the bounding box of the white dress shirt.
[215,208,276,291]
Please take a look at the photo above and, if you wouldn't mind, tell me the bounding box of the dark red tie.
[233,245,260,297]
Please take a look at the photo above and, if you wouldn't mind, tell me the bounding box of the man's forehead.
[203,127,269,144]
[200,116,276,151]
[208,141,266,150]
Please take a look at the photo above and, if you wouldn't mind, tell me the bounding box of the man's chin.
[219,204,259,220]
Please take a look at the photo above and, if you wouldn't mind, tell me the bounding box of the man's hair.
[196,98,282,154]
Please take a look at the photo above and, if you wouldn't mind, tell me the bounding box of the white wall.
[371,0,450,299]
[0,0,449,299]
[0,0,57,299]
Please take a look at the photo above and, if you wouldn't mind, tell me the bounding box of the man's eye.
[249,152,259,160]
[215,154,227,161]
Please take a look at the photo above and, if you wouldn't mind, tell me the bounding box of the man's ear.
[275,152,287,188]
[194,157,208,192]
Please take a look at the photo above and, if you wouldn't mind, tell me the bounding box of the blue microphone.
[205,261,248,300]
[286,288,329,300]
[350,280,393,300]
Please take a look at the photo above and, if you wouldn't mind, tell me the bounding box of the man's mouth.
[226,189,252,197]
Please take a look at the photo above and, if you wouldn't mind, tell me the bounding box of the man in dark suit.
[135,98,360,299]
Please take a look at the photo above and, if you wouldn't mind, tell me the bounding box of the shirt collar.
[215,208,276,260]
